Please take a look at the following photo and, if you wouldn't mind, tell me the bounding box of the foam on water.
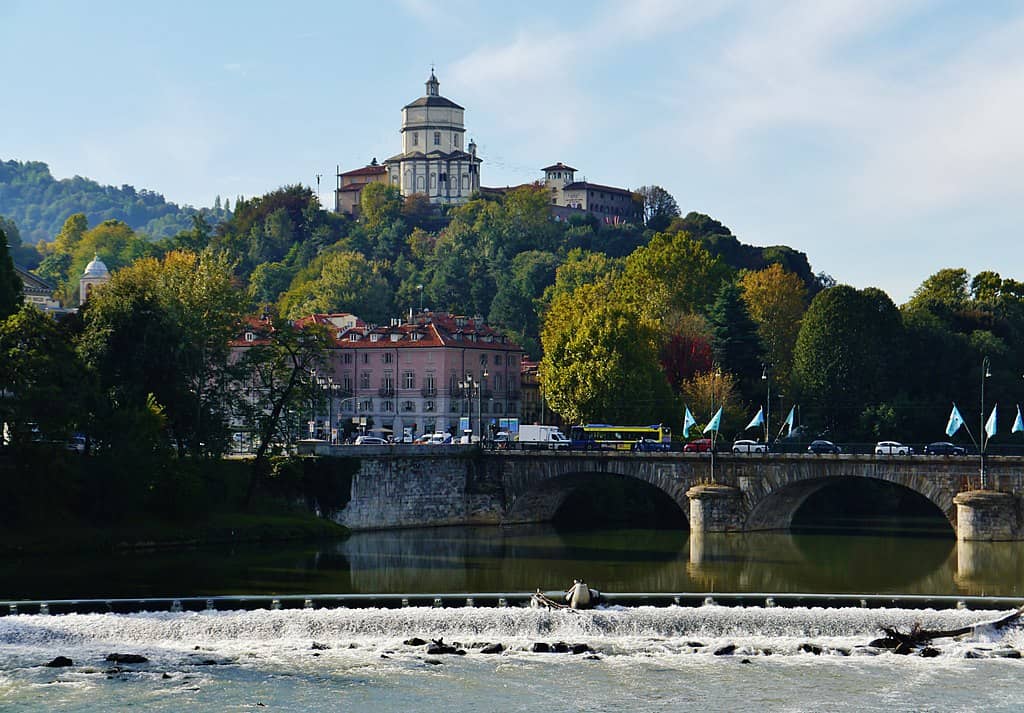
[3,605,1024,712]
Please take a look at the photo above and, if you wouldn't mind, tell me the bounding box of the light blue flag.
[783,405,795,436]
[682,406,697,438]
[703,406,723,434]
[746,406,764,430]
[986,404,998,438]
[945,404,965,437]
[1014,406,1024,434]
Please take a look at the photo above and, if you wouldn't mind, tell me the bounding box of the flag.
[945,404,965,437]
[746,406,764,430]
[986,404,998,438]
[782,406,795,436]
[682,406,697,438]
[1014,405,1024,434]
[703,406,723,434]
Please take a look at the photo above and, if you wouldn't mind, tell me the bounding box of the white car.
[426,432,453,445]
[875,440,913,455]
[353,435,389,445]
[732,439,767,454]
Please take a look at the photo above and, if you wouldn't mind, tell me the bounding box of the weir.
[3,592,1023,616]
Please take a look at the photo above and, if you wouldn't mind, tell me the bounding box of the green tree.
[904,268,970,314]
[792,285,904,437]
[360,182,403,229]
[539,282,676,424]
[635,185,680,232]
[279,250,393,323]
[707,281,764,398]
[0,227,22,319]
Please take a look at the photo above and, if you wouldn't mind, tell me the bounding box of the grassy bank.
[0,449,355,554]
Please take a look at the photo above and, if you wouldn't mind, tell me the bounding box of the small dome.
[82,255,110,278]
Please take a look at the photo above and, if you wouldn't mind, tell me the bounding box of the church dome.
[82,255,110,278]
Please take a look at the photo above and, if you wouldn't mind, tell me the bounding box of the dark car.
[807,439,841,454]
[924,441,966,456]
[683,438,713,453]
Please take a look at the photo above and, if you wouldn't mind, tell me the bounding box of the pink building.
[297,311,524,440]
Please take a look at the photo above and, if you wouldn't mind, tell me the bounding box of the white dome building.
[79,254,110,305]
[384,71,482,205]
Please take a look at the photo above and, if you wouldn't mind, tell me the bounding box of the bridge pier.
[686,484,744,532]
[953,490,1021,541]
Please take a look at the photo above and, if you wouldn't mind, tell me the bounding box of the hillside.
[0,159,228,244]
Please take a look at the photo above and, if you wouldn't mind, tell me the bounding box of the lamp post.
[459,369,488,445]
[761,364,771,447]
[980,355,992,490]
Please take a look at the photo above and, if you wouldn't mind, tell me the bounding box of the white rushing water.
[2,604,1023,712]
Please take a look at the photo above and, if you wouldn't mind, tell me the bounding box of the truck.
[516,425,570,450]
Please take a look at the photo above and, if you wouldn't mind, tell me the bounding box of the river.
[3,525,1024,710]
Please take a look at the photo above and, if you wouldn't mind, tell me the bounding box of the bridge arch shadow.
[745,476,956,536]
[505,470,690,529]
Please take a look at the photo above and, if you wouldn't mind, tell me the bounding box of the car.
[732,439,767,454]
[411,435,431,445]
[353,435,388,445]
[632,437,669,452]
[875,440,914,455]
[924,441,966,456]
[492,431,513,449]
[683,438,713,453]
[426,432,453,445]
[807,439,841,454]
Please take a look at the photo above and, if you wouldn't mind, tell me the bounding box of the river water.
[4,525,1024,710]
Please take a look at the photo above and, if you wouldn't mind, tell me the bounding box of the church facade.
[383,72,481,205]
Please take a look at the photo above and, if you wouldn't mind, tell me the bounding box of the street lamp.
[761,364,771,447]
[980,355,992,489]
[459,369,488,445]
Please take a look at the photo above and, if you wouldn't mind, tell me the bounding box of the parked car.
[732,439,767,454]
[426,432,453,445]
[632,437,669,452]
[924,441,967,456]
[492,431,513,449]
[353,435,388,445]
[875,440,914,455]
[807,439,841,454]
[683,438,713,453]
[411,435,432,445]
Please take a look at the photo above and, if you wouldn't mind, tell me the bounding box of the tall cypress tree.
[707,281,763,400]
[0,227,24,320]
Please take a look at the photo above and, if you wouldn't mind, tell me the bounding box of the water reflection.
[2,526,1023,600]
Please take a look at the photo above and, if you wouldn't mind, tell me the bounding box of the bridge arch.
[744,473,957,532]
[502,466,691,527]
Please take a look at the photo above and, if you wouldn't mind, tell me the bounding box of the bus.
[569,423,672,451]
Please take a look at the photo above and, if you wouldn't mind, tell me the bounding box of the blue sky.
[3,0,1023,303]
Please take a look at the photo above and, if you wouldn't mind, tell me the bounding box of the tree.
[635,185,680,232]
[905,268,970,314]
[279,250,393,323]
[707,282,764,399]
[792,285,904,437]
[361,183,403,229]
[659,312,714,393]
[235,317,332,505]
[740,264,807,390]
[681,370,744,437]
[0,227,22,320]
[539,282,676,425]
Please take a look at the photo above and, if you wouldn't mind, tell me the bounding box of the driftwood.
[530,590,575,611]
[875,606,1024,654]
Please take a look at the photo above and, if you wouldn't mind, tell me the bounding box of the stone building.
[14,265,61,312]
[542,162,638,224]
[334,159,389,217]
[383,71,482,205]
[79,254,110,306]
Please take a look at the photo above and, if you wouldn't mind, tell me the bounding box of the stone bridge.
[305,444,1024,540]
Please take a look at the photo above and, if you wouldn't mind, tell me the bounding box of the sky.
[2,0,1023,303]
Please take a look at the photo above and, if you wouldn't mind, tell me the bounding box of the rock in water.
[713,644,736,656]
[45,656,73,668]
[480,643,504,654]
[105,653,148,664]
[532,642,552,653]
[404,637,428,646]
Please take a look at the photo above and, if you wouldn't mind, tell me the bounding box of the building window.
[425,400,435,412]
[343,375,353,392]
[494,402,503,414]
[403,371,415,389]
[360,372,370,389]
[434,131,441,145]
[383,352,393,364]
[244,332,254,342]
[370,334,380,343]
[480,354,488,366]
[495,373,503,391]
[462,175,468,189]
[417,175,425,191]
[381,375,394,393]
[430,173,436,189]
[424,374,436,394]
[361,353,369,364]
[402,400,415,412]
[382,401,394,412]
[413,132,419,146]
[359,399,373,411]
[454,134,460,147]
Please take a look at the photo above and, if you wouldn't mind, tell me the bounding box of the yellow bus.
[568,423,672,451]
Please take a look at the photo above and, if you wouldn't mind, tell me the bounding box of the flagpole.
[980,356,991,490]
